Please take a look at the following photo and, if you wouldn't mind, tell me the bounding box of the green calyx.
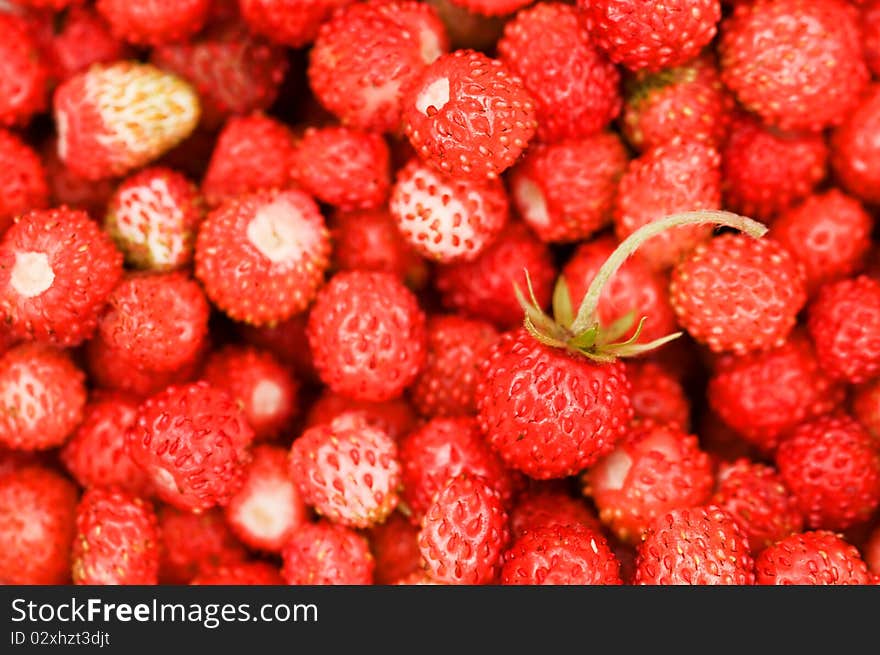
[514,210,769,363]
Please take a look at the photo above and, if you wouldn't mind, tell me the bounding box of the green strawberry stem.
[515,209,768,362]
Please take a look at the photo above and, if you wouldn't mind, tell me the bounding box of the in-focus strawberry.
[755,531,871,585]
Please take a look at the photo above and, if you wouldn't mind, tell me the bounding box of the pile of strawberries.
[2,0,880,587]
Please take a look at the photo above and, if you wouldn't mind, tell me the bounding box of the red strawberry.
[435,221,556,329]
[225,444,308,552]
[770,191,872,295]
[54,61,201,180]
[97,0,210,46]
[158,506,247,583]
[707,332,844,453]
[698,410,761,465]
[852,379,880,445]
[389,157,509,263]
[497,3,620,143]
[583,420,714,544]
[238,313,318,382]
[862,2,880,77]
[807,276,880,383]
[292,126,390,213]
[402,49,536,181]
[307,270,427,401]
[239,0,354,48]
[281,521,375,585]
[776,414,880,530]
[0,129,49,236]
[509,485,602,538]
[195,189,331,325]
[418,474,510,584]
[203,345,299,441]
[72,487,159,585]
[622,54,731,151]
[670,233,807,355]
[14,0,83,9]
[719,0,868,131]
[0,466,78,584]
[866,526,880,576]
[578,0,721,72]
[305,390,418,442]
[44,5,131,84]
[755,531,871,585]
[399,416,515,522]
[42,138,118,217]
[614,139,722,271]
[509,134,628,244]
[477,328,632,479]
[831,85,880,205]
[60,391,152,496]
[0,343,86,451]
[444,0,532,16]
[425,0,505,51]
[626,361,690,429]
[201,113,298,208]
[0,206,123,346]
[191,561,283,585]
[721,114,828,222]
[98,272,210,373]
[105,166,204,272]
[393,571,442,585]
[501,524,621,585]
[712,459,803,555]
[634,505,755,585]
[308,0,449,133]
[0,13,48,126]
[368,511,422,584]
[410,315,499,417]
[127,382,254,512]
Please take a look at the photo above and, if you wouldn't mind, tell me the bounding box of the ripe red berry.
[625,361,690,429]
[368,511,422,584]
[191,561,283,585]
[863,2,880,78]
[0,13,48,126]
[831,85,880,205]
[157,506,247,584]
[281,521,375,585]
[305,390,418,442]
[0,129,48,236]
[755,531,871,585]
[96,0,210,46]
[42,139,119,217]
[445,0,532,16]
[45,5,131,83]
[852,379,880,445]
[509,486,602,538]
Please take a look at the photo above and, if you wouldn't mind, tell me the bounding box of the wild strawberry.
[72,487,159,585]
[292,126,391,212]
[435,221,555,329]
[195,189,331,325]
[105,166,203,272]
[399,417,515,523]
[562,235,677,344]
[410,315,499,417]
[191,561,283,585]
[776,414,880,530]
[418,474,510,584]
[444,0,532,16]
[0,344,86,451]
[308,0,449,133]
[770,191,872,295]
[719,0,868,132]
[707,333,844,453]
[41,139,118,217]
[203,346,299,441]
[127,382,254,512]
[831,85,880,205]
[501,524,621,585]
[853,380,880,445]
[307,270,427,402]
[626,361,690,429]
[402,49,536,181]
[583,420,714,544]
[0,206,122,346]
[281,521,375,585]
[97,0,209,46]
[330,208,429,288]
[305,390,418,442]
[634,505,755,585]
[225,444,308,553]
[578,0,721,72]
[389,158,509,263]
[807,276,880,383]
[866,526,880,576]
[0,129,48,236]
[239,0,354,48]
[13,0,82,8]
[151,19,288,130]
[44,5,131,84]
[98,272,210,373]
[755,531,871,585]
[368,511,422,584]
[54,61,201,180]
[290,412,401,528]
[497,3,620,143]
[61,392,152,496]
[622,54,731,151]
[712,459,803,555]
[509,485,602,538]
[0,13,48,126]
[863,2,880,78]
[509,134,628,244]
[670,233,806,355]
[158,506,247,583]
[614,139,721,271]
[0,466,78,584]
[721,114,828,222]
